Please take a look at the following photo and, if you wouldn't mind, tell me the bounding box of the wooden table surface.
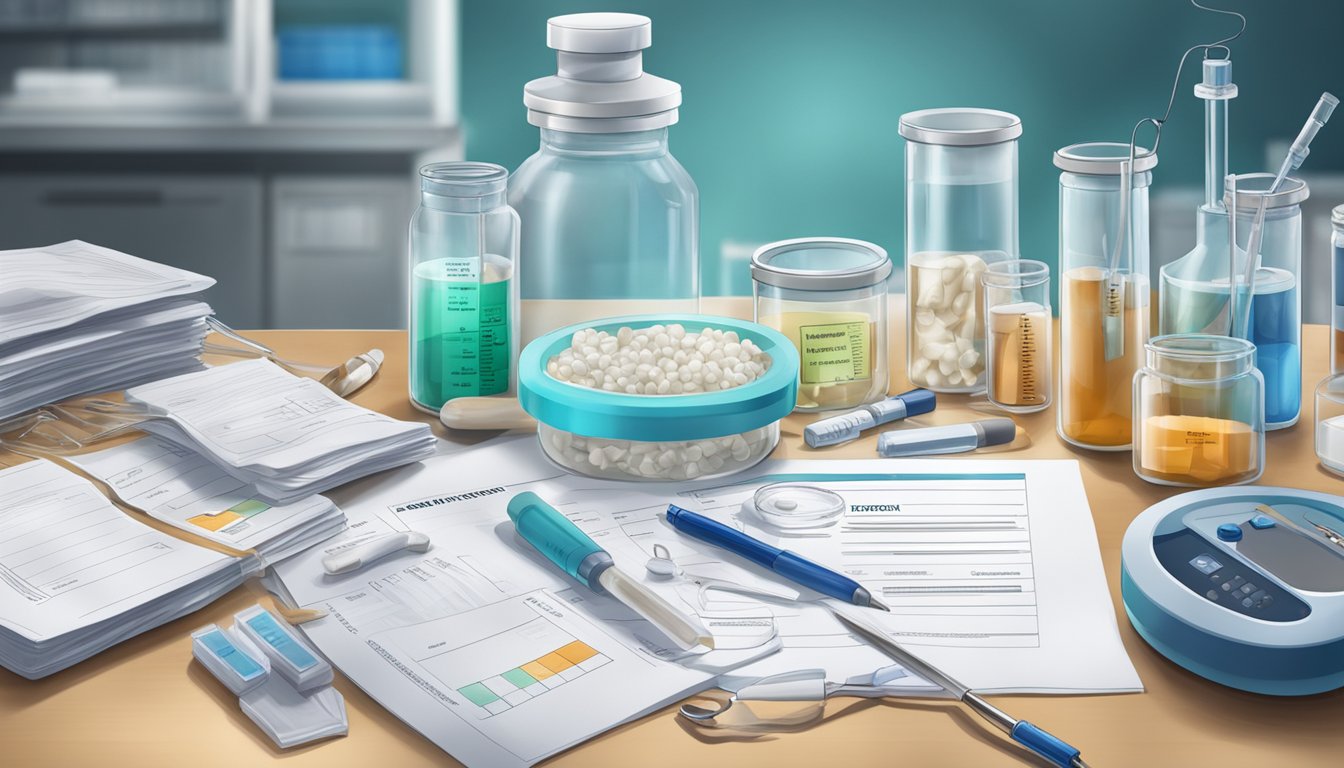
[3,298,1342,767]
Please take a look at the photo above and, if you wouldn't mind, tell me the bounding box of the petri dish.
[748,483,845,530]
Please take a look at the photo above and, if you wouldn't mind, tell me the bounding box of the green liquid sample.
[411,256,511,409]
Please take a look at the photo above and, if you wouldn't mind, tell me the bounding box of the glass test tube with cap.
[804,388,936,448]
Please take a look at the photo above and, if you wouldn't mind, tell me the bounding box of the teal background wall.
[459,0,1344,296]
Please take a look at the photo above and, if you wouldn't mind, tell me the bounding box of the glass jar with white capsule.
[518,315,798,481]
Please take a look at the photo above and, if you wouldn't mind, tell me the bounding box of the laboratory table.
[2,301,1342,767]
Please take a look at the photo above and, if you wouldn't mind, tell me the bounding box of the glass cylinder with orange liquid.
[1054,142,1155,450]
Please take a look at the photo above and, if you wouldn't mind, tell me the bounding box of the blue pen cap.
[894,388,936,418]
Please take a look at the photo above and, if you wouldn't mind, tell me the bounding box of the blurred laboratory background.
[1,0,1342,328]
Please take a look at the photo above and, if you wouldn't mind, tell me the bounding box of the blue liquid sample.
[1247,273,1300,427]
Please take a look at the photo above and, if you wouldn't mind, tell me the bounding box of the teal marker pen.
[507,491,714,651]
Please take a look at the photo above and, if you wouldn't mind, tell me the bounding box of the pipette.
[1233,92,1338,336]
[1102,158,1133,361]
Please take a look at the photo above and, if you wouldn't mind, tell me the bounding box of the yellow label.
[799,320,871,385]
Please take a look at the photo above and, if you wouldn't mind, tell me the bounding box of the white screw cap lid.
[548,13,651,53]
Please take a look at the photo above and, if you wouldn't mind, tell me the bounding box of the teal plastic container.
[519,315,798,481]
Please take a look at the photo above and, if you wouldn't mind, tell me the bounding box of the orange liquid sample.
[1059,267,1148,448]
[1139,414,1257,484]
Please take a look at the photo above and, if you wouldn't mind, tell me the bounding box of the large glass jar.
[900,107,1021,393]
[751,238,891,412]
[1334,205,1344,374]
[1133,334,1263,487]
[1225,173,1307,430]
[510,12,697,346]
[408,162,520,414]
[1055,142,1155,451]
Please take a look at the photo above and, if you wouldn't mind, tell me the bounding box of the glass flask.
[1330,205,1344,373]
[407,162,520,414]
[1158,58,1237,337]
[509,12,698,346]
[900,107,1021,393]
[1054,142,1155,451]
[751,238,891,412]
[1133,334,1263,487]
[981,259,1052,413]
[1225,173,1307,430]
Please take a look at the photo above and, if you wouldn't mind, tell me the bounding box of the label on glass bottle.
[799,320,871,385]
[412,256,510,406]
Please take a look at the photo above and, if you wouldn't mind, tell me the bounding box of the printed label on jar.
[799,321,871,385]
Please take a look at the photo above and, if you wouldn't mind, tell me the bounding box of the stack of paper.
[0,240,214,421]
[0,460,247,679]
[125,359,437,504]
[68,434,347,566]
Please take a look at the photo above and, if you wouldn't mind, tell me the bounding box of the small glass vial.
[1055,142,1155,451]
[408,162,520,414]
[1331,204,1344,374]
[981,260,1052,413]
[1133,334,1263,487]
[751,238,891,411]
[900,108,1022,393]
[1315,375,1344,476]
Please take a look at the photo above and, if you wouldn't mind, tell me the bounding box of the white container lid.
[898,108,1022,146]
[524,13,681,133]
[1053,142,1158,175]
[1224,173,1310,209]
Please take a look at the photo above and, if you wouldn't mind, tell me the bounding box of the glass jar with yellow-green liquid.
[751,238,891,412]
[408,162,520,414]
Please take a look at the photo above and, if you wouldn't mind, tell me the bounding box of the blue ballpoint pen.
[664,504,889,611]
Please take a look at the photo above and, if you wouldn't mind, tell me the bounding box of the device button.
[1190,555,1223,574]
[1260,595,1273,608]
[1206,589,1219,601]
[1249,589,1268,605]
[1239,583,1257,596]
[1249,515,1276,530]
[1242,596,1255,608]
[1217,523,1243,542]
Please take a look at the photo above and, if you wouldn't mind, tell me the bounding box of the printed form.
[0,460,236,642]
[67,435,341,561]
[269,438,1140,767]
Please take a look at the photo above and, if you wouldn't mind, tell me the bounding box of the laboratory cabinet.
[270,176,412,329]
[0,174,265,325]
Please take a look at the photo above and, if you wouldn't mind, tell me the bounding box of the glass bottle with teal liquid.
[408,162,520,414]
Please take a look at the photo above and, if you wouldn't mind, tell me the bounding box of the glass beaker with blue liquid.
[407,162,520,414]
[1225,173,1307,430]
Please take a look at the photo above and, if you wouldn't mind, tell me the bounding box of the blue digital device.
[1121,486,1344,695]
